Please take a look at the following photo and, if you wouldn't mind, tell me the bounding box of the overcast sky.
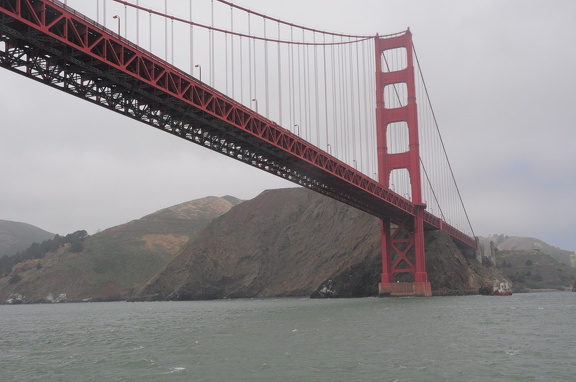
[1,0,575,251]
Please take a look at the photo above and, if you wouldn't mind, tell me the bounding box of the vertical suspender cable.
[370,38,377,179]
[323,34,329,152]
[164,0,168,60]
[189,1,193,75]
[361,39,369,175]
[171,18,174,64]
[314,32,320,146]
[225,6,229,95]
[230,7,236,99]
[350,41,357,167]
[277,22,282,126]
[248,14,252,104]
[264,19,269,117]
[340,39,346,161]
[331,36,338,157]
[347,40,353,163]
[239,25,244,104]
[339,39,343,160]
[300,35,304,137]
[303,29,310,141]
[289,26,294,131]
[340,38,348,162]
[252,15,257,109]
[347,39,353,164]
[355,41,362,171]
[136,0,139,46]
[210,0,214,86]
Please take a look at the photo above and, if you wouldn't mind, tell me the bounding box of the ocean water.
[1,292,574,381]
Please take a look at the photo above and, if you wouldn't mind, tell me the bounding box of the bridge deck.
[0,0,476,250]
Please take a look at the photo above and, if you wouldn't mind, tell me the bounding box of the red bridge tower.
[375,31,432,296]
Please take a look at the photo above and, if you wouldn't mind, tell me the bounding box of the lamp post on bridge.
[194,64,202,81]
[251,99,258,113]
[112,15,120,36]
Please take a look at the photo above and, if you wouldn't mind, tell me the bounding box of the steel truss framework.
[0,0,477,253]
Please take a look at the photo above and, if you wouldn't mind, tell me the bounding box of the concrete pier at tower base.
[378,282,432,297]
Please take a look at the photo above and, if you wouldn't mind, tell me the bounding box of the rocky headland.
[2,188,512,303]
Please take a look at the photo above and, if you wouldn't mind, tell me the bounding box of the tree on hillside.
[0,230,89,277]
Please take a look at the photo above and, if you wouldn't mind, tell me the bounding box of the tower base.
[378,282,432,297]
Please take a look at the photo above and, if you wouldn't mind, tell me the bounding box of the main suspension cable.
[112,0,376,46]
[412,43,476,236]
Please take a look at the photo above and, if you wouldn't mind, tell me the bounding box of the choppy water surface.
[1,292,574,381]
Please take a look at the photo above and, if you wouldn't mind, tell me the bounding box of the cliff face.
[4,188,498,303]
[136,188,490,300]
[134,188,380,299]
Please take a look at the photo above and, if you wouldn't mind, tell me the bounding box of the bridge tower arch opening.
[375,30,431,297]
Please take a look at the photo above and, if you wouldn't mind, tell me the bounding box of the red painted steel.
[375,31,431,295]
[0,0,477,283]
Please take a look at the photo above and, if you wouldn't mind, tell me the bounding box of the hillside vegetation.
[496,250,576,291]
[0,230,88,279]
[7,188,572,303]
[477,235,576,291]
[486,234,573,266]
[0,196,242,302]
[0,219,53,257]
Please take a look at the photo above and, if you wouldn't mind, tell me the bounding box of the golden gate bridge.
[0,0,477,296]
